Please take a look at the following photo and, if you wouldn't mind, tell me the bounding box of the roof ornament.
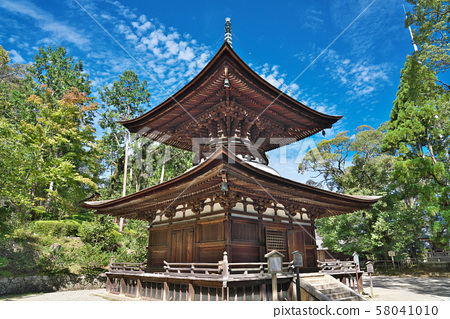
[225,17,232,47]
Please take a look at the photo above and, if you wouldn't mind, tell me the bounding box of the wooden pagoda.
[84,21,380,279]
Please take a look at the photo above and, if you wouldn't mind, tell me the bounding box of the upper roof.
[82,147,381,221]
[121,42,342,153]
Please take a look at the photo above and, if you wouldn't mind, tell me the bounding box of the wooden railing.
[163,252,294,277]
[109,256,146,273]
[317,260,357,272]
[163,261,221,275]
[426,251,449,258]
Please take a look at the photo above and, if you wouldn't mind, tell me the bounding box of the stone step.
[303,277,330,283]
[335,295,361,301]
[327,290,353,300]
[310,283,339,291]
[319,286,348,295]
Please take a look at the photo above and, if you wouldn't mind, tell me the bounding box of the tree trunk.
[45,180,54,217]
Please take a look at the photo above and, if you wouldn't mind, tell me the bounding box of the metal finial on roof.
[225,17,232,47]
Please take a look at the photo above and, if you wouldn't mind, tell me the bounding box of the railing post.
[136,278,142,299]
[188,283,194,301]
[222,251,229,301]
[119,276,125,296]
[106,275,111,293]
[163,282,169,301]
[109,255,114,272]
[222,251,229,280]
[164,261,170,273]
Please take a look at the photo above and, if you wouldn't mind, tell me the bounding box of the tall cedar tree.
[382,55,450,248]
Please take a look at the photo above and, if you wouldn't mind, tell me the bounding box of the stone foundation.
[0,274,106,296]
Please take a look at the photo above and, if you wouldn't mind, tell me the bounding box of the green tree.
[406,0,450,73]
[382,55,450,248]
[299,125,424,259]
[98,70,151,197]
[21,87,100,219]
[298,131,351,192]
[32,46,91,99]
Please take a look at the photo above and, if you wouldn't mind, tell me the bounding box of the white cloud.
[0,0,89,49]
[108,0,137,19]
[132,20,152,33]
[325,50,390,99]
[9,49,25,63]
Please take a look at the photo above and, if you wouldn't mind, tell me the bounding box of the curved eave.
[83,147,381,216]
[224,149,381,208]
[120,41,342,133]
[82,149,227,211]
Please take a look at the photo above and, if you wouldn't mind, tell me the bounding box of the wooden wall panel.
[197,245,225,263]
[148,248,167,270]
[231,221,259,242]
[231,245,261,262]
[150,229,168,246]
[198,221,224,242]
[305,248,316,268]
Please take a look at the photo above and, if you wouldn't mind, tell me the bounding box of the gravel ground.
[1,289,138,301]
[362,275,450,301]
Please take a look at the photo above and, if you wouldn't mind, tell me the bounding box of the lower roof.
[83,147,381,220]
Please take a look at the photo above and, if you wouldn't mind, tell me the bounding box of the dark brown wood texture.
[147,214,318,271]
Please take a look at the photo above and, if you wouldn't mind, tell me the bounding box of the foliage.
[37,243,73,274]
[31,45,93,120]
[75,244,111,274]
[0,45,101,229]
[78,216,120,252]
[406,0,450,72]
[98,69,150,197]
[32,220,80,237]
[114,219,148,262]
[299,125,426,258]
[382,55,450,248]
[298,131,351,192]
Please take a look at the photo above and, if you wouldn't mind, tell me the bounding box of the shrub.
[38,243,73,274]
[32,220,80,237]
[0,256,10,268]
[75,244,111,274]
[78,216,120,252]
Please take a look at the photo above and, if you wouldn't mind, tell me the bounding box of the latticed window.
[265,229,287,258]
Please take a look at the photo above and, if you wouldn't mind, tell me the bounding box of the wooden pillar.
[261,283,267,301]
[290,281,297,301]
[222,286,229,301]
[146,230,152,272]
[357,272,364,294]
[188,283,194,301]
[136,278,142,299]
[272,273,278,301]
[106,275,111,293]
[119,277,125,296]
[163,282,169,301]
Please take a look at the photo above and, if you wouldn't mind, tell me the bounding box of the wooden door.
[287,229,305,264]
[170,228,194,263]
[183,228,194,263]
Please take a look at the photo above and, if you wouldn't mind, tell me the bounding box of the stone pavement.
[2,275,449,301]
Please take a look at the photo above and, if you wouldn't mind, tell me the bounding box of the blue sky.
[0,0,420,183]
